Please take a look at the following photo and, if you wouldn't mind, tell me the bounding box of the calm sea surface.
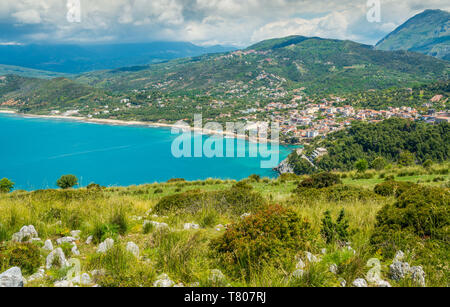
[0,113,293,190]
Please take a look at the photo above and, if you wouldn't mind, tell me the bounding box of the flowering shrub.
[212,204,311,278]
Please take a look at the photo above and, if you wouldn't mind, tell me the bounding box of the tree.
[371,157,387,171]
[398,151,415,167]
[56,175,78,189]
[0,178,14,193]
[354,159,368,173]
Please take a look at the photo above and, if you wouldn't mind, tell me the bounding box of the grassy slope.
[0,163,448,287]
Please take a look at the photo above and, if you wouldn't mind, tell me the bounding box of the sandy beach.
[0,109,273,144]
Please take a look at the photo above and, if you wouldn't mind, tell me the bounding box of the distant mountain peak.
[376,9,450,60]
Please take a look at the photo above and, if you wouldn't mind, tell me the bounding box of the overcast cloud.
[0,0,449,46]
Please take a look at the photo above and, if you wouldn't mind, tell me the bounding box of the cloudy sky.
[0,0,449,47]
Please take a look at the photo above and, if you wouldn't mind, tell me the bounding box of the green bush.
[320,209,349,245]
[0,242,41,275]
[153,183,265,216]
[373,180,417,197]
[297,172,342,189]
[371,186,450,257]
[212,204,312,278]
[56,175,78,189]
[296,185,378,202]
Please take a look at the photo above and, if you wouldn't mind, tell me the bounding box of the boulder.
[352,278,368,287]
[329,263,338,274]
[43,239,54,251]
[410,266,426,287]
[375,280,392,287]
[126,242,140,258]
[292,269,304,279]
[209,269,226,285]
[0,267,23,287]
[70,230,81,239]
[56,236,77,245]
[394,250,405,261]
[153,274,174,287]
[144,220,169,230]
[27,269,45,283]
[11,225,38,243]
[96,238,114,253]
[389,261,411,281]
[305,251,319,263]
[54,280,72,287]
[46,248,68,269]
[240,213,251,219]
[85,236,93,244]
[296,259,306,269]
[183,223,200,230]
[71,243,80,256]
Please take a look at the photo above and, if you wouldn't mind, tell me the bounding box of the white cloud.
[0,0,448,46]
[12,9,41,24]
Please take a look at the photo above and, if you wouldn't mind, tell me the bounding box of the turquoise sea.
[0,113,293,190]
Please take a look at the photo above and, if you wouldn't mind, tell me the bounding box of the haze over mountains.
[0,42,236,74]
[376,9,450,60]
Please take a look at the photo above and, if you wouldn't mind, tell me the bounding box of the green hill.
[77,36,450,95]
[0,64,71,79]
[0,75,119,113]
[376,9,450,60]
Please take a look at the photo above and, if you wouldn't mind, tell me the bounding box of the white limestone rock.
[292,269,304,279]
[144,220,169,230]
[240,213,251,219]
[153,274,174,287]
[375,280,392,287]
[96,238,114,253]
[183,223,200,230]
[352,278,368,287]
[329,263,338,274]
[71,243,80,256]
[0,267,23,287]
[70,230,81,239]
[389,261,411,281]
[126,242,140,258]
[12,225,38,242]
[209,269,226,285]
[411,266,426,287]
[305,251,319,263]
[56,236,77,245]
[46,248,68,269]
[85,236,93,244]
[43,239,54,251]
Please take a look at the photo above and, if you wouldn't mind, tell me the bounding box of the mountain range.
[0,42,236,74]
[376,9,450,60]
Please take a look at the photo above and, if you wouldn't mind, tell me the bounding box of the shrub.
[423,159,433,169]
[371,186,450,257]
[154,188,163,194]
[212,204,312,278]
[92,223,119,244]
[0,242,41,275]
[295,185,378,202]
[0,178,14,194]
[153,183,265,216]
[56,175,78,189]
[371,157,387,171]
[110,208,129,235]
[248,174,261,182]
[354,159,368,173]
[167,178,185,183]
[320,209,349,245]
[297,172,342,189]
[87,183,102,190]
[373,180,417,197]
[398,151,415,167]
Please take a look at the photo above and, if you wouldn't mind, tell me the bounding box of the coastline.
[0,109,274,144]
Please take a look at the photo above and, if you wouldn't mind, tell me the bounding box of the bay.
[0,113,293,190]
